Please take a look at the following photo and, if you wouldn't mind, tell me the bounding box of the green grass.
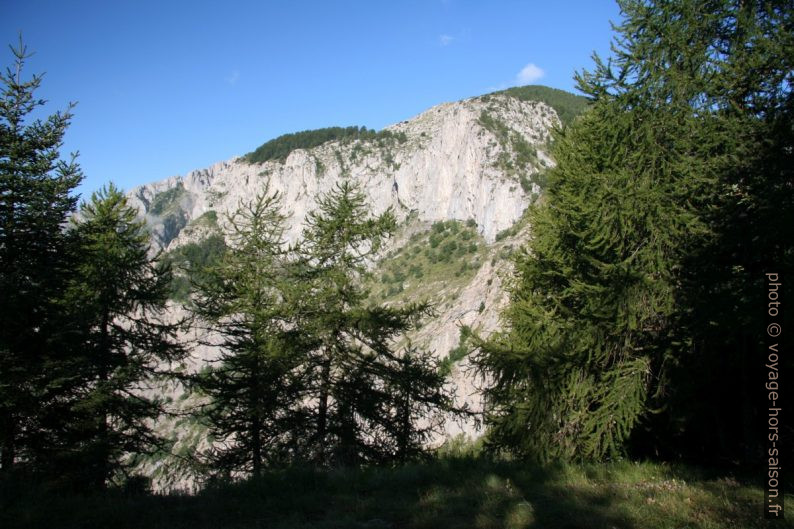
[3,457,787,529]
[190,210,218,228]
[439,325,472,376]
[367,220,485,306]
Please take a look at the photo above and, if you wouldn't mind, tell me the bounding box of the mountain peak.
[129,87,582,252]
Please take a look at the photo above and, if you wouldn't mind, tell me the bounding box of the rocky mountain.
[129,91,560,249]
[126,86,585,489]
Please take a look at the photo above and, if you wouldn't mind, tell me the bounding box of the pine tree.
[192,189,310,477]
[380,343,452,462]
[58,184,186,488]
[0,38,83,473]
[297,181,451,465]
[193,182,453,472]
[570,0,794,464]
[647,0,794,463]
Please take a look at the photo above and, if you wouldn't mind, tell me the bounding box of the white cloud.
[439,34,454,46]
[515,63,544,84]
[226,70,240,85]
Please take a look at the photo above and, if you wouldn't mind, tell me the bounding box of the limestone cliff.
[128,92,556,250]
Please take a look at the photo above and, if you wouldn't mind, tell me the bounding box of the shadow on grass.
[2,458,789,529]
[401,458,632,529]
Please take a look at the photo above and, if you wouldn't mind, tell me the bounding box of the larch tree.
[60,184,187,488]
[475,0,792,463]
[475,97,708,461]
[193,181,453,472]
[191,189,310,477]
[296,181,452,465]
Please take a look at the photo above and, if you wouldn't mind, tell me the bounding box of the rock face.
[128,92,560,489]
[128,93,557,251]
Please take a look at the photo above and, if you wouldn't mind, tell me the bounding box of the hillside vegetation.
[244,125,407,165]
[490,85,590,127]
[2,1,789,525]
[161,232,227,303]
[368,219,485,305]
[243,86,586,166]
[473,0,794,472]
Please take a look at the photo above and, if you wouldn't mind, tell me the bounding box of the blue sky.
[1,1,622,198]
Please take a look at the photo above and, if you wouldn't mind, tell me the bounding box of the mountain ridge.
[125,86,586,490]
[128,86,584,252]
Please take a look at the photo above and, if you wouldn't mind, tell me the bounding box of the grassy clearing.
[367,219,486,307]
[3,457,787,529]
[189,210,219,228]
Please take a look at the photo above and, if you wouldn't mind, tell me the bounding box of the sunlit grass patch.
[3,457,789,529]
[367,219,486,306]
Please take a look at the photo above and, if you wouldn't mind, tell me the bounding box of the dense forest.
[243,126,407,165]
[1,0,792,527]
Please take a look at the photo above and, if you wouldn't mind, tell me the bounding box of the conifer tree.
[0,39,82,473]
[647,0,794,462]
[475,97,707,461]
[475,0,793,462]
[380,343,452,462]
[297,181,451,465]
[58,184,186,488]
[192,189,310,477]
[193,182,452,472]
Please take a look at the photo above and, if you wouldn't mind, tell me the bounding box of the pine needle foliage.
[473,0,794,463]
[0,38,83,474]
[475,97,708,461]
[58,184,187,488]
[191,187,310,477]
[192,181,453,474]
[296,181,452,465]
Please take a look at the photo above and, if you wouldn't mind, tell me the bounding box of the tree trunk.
[316,356,331,465]
[1,415,15,472]
[398,382,411,462]
[339,408,356,466]
[94,310,111,490]
[251,365,262,477]
[251,420,262,478]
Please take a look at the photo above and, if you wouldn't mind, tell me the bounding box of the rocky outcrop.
[128,93,557,251]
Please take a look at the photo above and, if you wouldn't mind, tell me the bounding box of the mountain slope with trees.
[4,2,789,525]
[118,81,583,485]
